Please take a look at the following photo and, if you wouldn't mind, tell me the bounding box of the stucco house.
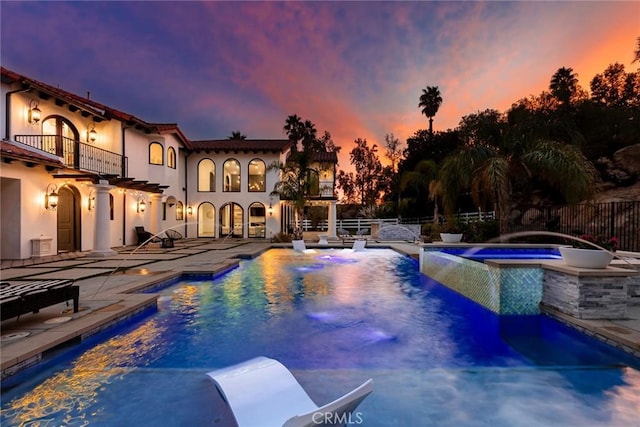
[0,67,338,260]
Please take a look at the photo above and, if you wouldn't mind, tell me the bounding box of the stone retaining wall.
[542,270,629,319]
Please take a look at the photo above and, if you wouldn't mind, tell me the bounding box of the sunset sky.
[1,1,638,169]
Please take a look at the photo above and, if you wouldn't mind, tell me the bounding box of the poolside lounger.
[206,356,373,427]
[352,240,367,252]
[0,279,79,321]
[135,226,162,246]
[292,240,316,254]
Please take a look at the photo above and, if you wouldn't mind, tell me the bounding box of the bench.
[1,280,79,321]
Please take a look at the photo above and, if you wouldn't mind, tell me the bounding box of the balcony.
[15,135,127,177]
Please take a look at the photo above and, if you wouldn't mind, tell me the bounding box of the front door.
[57,186,80,252]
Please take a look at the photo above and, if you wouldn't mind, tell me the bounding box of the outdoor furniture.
[292,240,316,254]
[162,229,183,248]
[206,356,373,427]
[352,240,367,252]
[1,279,79,321]
[356,228,370,237]
[135,226,161,246]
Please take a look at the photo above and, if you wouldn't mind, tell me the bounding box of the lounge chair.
[1,279,79,321]
[206,356,373,427]
[135,226,161,246]
[292,240,316,254]
[352,240,367,252]
[162,229,183,248]
[356,228,370,237]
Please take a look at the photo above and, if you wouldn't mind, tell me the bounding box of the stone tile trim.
[542,269,630,319]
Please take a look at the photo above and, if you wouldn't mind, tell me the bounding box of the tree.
[418,86,443,134]
[549,67,579,108]
[400,159,441,222]
[439,110,599,234]
[383,133,403,173]
[227,131,246,140]
[337,138,386,206]
[633,36,640,63]
[283,114,305,151]
[268,155,317,239]
[590,63,631,107]
[383,133,403,212]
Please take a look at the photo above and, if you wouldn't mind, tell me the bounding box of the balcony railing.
[15,135,127,177]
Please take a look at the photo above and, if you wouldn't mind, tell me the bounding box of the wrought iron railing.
[517,201,640,252]
[15,135,127,176]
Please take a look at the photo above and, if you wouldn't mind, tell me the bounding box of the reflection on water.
[3,320,166,425]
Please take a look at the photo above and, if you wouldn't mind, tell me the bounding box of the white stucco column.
[150,193,163,235]
[328,200,337,239]
[88,180,117,257]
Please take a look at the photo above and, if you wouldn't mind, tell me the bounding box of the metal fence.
[516,201,640,252]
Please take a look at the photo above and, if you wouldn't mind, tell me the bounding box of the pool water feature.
[2,249,639,426]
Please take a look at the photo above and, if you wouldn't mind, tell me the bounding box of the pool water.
[2,249,639,426]
[427,247,562,261]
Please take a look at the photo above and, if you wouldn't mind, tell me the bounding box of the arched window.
[223,159,241,192]
[176,201,184,220]
[248,159,266,192]
[167,147,176,169]
[220,202,243,237]
[197,202,216,237]
[149,142,164,165]
[248,202,266,238]
[198,159,215,192]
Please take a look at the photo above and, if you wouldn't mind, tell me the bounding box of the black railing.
[15,135,127,177]
[516,201,640,252]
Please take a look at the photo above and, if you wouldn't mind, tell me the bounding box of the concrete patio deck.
[1,239,639,380]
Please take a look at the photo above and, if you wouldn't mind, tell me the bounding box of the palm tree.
[227,131,247,140]
[439,112,599,235]
[283,114,304,151]
[549,67,579,108]
[267,157,317,240]
[401,159,442,223]
[418,86,443,134]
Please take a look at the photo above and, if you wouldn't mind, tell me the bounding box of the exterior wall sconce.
[137,198,146,213]
[88,190,96,211]
[45,184,58,210]
[187,206,193,216]
[87,123,98,142]
[28,100,41,124]
[268,203,273,217]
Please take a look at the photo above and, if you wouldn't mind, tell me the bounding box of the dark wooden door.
[57,187,78,252]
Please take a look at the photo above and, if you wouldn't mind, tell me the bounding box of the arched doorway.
[220,202,243,237]
[248,202,266,238]
[197,202,215,237]
[57,185,81,252]
[42,115,79,168]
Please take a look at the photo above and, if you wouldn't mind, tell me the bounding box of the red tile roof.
[189,139,293,153]
[0,139,63,168]
[1,67,189,144]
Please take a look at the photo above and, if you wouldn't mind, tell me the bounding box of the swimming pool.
[2,249,639,426]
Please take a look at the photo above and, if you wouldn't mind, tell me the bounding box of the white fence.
[301,211,495,231]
